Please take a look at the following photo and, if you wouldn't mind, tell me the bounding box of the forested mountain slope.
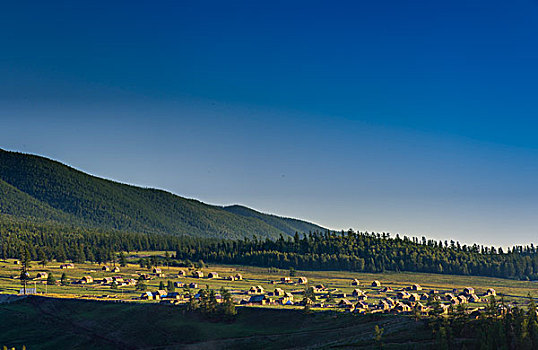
[0,149,325,239]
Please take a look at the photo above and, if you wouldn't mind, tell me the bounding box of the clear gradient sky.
[1,1,538,247]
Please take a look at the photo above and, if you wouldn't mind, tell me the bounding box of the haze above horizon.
[1,1,537,247]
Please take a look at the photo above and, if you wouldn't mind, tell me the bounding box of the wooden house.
[457,295,468,304]
[411,284,422,291]
[81,276,93,284]
[235,273,243,280]
[351,279,360,286]
[409,293,420,302]
[153,268,162,274]
[36,272,48,279]
[227,276,235,281]
[102,277,114,284]
[297,277,308,284]
[469,294,481,303]
[352,289,365,297]
[112,266,120,273]
[155,290,167,298]
[188,282,198,289]
[281,277,292,283]
[355,301,369,310]
[273,288,285,296]
[141,291,154,300]
[60,263,75,269]
[463,287,475,295]
[207,272,219,279]
[378,300,390,311]
[192,271,203,278]
[102,265,110,272]
[371,280,381,287]
[485,288,496,297]
[394,302,411,313]
[397,291,410,299]
[177,270,186,277]
[174,281,184,288]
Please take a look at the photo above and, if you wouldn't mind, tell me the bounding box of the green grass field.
[2,255,535,306]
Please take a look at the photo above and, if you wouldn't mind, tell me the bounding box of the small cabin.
[153,268,162,274]
[60,263,74,269]
[315,284,326,290]
[463,287,475,295]
[409,293,420,302]
[112,267,120,273]
[174,281,184,288]
[188,282,198,289]
[352,289,365,297]
[227,276,235,281]
[81,276,93,284]
[381,287,393,293]
[338,299,353,309]
[247,285,265,294]
[192,271,203,279]
[351,279,360,286]
[102,266,110,272]
[415,302,429,315]
[139,273,151,280]
[379,300,391,311]
[36,272,48,279]
[141,291,154,300]
[411,284,422,291]
[372,280,381,287]
[297,277,308,284]
[207,272,219,279]
[469,294,481,303]
[394,302,411,313]
[281,277,292,283]
[357,294,368,301]
[164,292,182,300]
[155,290,167,298]
[397,291,410,299]
[102,277,114,284]
[279,292,294,304]
[485,288,496,297]
[355,301,369,310]
[177,270,186,277]
[273,288,285,297]
[235,273,243,280]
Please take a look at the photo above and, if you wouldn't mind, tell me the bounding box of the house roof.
[249,295,267,302]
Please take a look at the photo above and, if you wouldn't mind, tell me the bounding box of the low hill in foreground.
[1,297,431,350]
[0,149,325,239]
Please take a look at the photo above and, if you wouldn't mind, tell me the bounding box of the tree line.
[2,217,538,281]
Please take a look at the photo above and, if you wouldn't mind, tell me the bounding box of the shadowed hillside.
[0,149,325,239]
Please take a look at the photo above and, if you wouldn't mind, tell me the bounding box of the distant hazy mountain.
[0,149,326,239]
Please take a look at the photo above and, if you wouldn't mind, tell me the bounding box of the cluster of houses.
[18,260,506,318]
[235,278,499,316]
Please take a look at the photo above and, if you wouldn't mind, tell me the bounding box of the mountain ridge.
[0,149,326,239]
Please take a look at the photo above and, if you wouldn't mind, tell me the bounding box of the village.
[1,254,532,320]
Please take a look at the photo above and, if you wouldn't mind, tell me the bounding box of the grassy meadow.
[0,252,536,309]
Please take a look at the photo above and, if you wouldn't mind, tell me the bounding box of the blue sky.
[1,1,538,246]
